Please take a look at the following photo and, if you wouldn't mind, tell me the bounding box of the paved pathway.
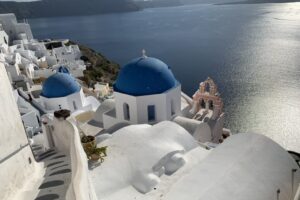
[31,145,72,200]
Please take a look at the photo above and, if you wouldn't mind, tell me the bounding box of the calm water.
[29,3,300,152]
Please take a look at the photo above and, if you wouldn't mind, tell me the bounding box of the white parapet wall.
[0,63,37,200]
[50,115,98,200]
[66,118,98,200]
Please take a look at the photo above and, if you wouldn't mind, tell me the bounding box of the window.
[148,105,156,122]
[171,100,175,116]
[200,99,205,108]
[36,116,40,125]
[123,103,130,120]
[73,101,77,110]
[205,83,210,92]
[209,100,214,110]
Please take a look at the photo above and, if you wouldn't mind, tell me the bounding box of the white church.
[101,54,181,128]
[87,52,227,145]
[39,66,99,113]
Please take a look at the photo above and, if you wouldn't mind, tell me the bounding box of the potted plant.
[54,109,71,120]
[87,145,108,163]
[81,135,96,153]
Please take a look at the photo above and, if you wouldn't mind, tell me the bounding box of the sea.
[29,3,300,152]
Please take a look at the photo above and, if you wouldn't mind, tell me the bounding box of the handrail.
[0,143,29,164]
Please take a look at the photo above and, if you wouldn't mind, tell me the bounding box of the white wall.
[15,23,33,41]
[0,43,9,54]
[9,44,22,53]
[34,68,54,78]
[41,95,69,112]
[84,96,100,111]
[0,30,8,46]
[0,14,33,42]
[173,116,213,143]
[210,113,224,143]
[103,111,119,129]
[45,55,58,67]
[50,117,73,153]
[0,14,18,42]
[49,116,97,200]
[15,49,35,60]
[53,45,81,64]
[25,42,47,55]
[94,99,115,123]
[166,85,182,118]
[115,92,138,123]
[0,63,36,200]
[24,63,35,79]
[136,93,167,123]
[114,85,181,125]
[66,118,98,200]
[5,64,21,81]
[41,89,85,113]
[52,62,86,78]
[21,110,40,134]
[14,23,33,41]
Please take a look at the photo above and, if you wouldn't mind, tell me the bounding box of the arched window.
[123,103,130,120]
[73,101,77,110]
[200,99,205,108]
[171,100,175,116]
[209,100,214,110]
[205,83,210,92]
[148,105,156,122]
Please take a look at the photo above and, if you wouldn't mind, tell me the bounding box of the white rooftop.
[90,123,300,200]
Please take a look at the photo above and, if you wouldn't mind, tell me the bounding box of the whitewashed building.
[100,56,181,129]
[13,90,41,137]
[40,67,99,113]
[0,24,9,46]
[0,13,33,43]
[3,52,23,82]
[92,54,225,144]
[52,44,81,63]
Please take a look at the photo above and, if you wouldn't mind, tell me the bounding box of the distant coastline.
[0,0,183,19]
[0,0,140,19]
[1,0,299,19]
[215,0,300,5]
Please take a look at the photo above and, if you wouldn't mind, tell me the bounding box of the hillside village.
[0,13,299,200]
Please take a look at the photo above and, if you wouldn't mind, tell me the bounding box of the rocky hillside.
[67,41,120,87]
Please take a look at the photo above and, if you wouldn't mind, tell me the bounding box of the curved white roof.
[165,133,300,200]
[90,122,300,200]
[90,121,205,197]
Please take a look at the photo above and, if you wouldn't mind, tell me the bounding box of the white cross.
[142,49,147,58]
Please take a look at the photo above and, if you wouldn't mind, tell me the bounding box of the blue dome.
[114,57,178,96]
[41,72,81,98]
